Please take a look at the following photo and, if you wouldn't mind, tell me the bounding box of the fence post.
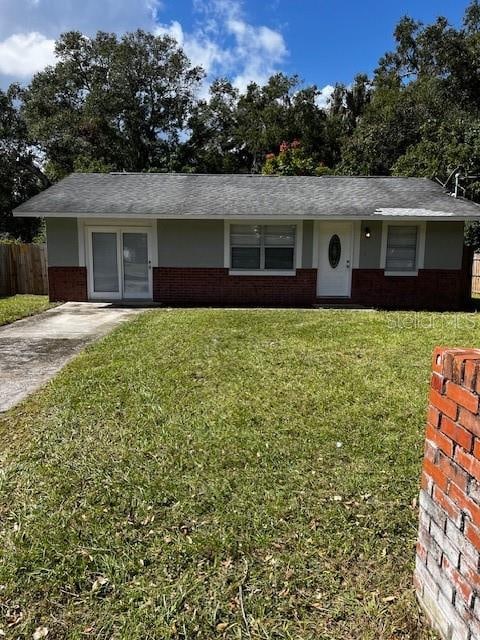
[472,252,480,297]
[0,246,12,295]
[415,347,480,639]
[7,245,15,294]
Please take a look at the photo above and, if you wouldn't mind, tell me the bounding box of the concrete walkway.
[0,302,144,413]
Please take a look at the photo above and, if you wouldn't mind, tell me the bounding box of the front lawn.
[2,309,476,639]
[0,294,54,327]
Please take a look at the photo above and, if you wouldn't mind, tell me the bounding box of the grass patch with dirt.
[0,294,54,327]
[1,308,476,639]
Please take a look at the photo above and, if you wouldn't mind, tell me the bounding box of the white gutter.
[12,212,480,221]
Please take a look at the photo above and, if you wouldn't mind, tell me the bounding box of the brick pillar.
[415,347,480,640]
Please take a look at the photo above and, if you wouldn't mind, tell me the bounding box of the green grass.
[0,294,54,326]
[2,309,478,639]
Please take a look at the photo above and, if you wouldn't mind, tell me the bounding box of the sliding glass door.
[123,232,149,298]
[90,231,121,299]
[87,228,152,300]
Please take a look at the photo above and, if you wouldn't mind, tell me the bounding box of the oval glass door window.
[328,234,341,268]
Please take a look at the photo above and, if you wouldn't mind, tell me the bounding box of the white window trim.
[380,221,426,276]
[352,221,361,269]
[224,220,302,275]
[78,218,85,266]
[228,270,297,276]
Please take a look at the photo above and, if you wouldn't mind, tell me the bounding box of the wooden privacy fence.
[0,243,48,296]
[473,253,480,295]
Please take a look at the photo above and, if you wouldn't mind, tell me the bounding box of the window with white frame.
[230,224,296,271]
[385,225,418,272]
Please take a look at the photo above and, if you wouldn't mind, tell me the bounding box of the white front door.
[316,222,353,297]
[87,227,152,300]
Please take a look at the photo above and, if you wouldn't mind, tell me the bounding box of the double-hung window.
[230,224,296,271]
[385,225,418,273]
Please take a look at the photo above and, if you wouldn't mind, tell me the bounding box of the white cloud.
[228,24,287,90]
[0,0,162,41]
[0,32,56,76]
[145,0,164,22]
[316,84,335,109]
[156,0,288,92]
[0,0,288,91]
[155,19,227,76]
[0,0,165,86]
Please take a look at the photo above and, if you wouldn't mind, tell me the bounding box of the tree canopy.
[3,3,480,240]
[0,86,48,241]
[22,30,204,178]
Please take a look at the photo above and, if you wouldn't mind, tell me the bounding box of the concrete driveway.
[0,302,144,413]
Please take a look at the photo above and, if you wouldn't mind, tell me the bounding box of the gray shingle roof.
[13,172,480,219]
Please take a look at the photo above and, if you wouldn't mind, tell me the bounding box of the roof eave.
[12,211,480,221]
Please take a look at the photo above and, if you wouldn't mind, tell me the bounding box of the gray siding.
[302,221,314,268]
[157,220,224,267]
[46,217,79,266]
[45,217,465,272]
[157,220,310,268]
[424,222,465,270]
[357,221,465,270]
[359,221,382,269]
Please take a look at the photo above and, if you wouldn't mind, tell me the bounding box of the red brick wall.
[47,264,470,308]
[153,268,317,307]
[415,347,480,640]
[48,267,88,302]
[152,266,470,309]
[349,246,473,310]
[349,269,470,310]
[48,244,472,309]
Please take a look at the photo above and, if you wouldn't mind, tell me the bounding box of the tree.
[375,10,480,109]
[233,74,329,172]
[339,2,480,180]
[338,77,445,175]
[182,79,243,173]
[329,74,372,133]
[22,30,204,176]
[184,73,331,173]
[262,140,333,176]
[0,86,48,241]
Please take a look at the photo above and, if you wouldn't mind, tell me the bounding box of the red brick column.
[415,347,480,640]
[48,267,88,302]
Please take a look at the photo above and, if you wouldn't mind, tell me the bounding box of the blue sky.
[0,0,468,95]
